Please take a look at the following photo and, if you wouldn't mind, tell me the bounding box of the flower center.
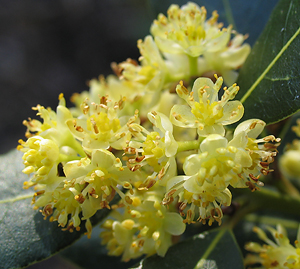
[191,100,223,126]
[87,112,121,140]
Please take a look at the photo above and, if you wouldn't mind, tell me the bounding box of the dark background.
[0,0,279,154]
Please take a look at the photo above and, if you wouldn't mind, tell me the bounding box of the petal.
[197,124,225,137]
[183,175,203,193]
[185,45,204,57]
[166,175,189,191]
[164,131,178,157]
[219,100,244,125]
[221,44,251,69]
[154,36,185,54]
[192,77,216,103]
[91,149,116,168]
[234,119,266,139]
[164,212,186,235]
[113,221,133,245]
[148,111,173,133]
[235,149,252,168]
[64,160,90,178]
[183,154,202,175]
[228,130,248,148]
[200,134,228,153]
[170,105,197,128]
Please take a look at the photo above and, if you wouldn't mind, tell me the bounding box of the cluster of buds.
[18,2,280,262]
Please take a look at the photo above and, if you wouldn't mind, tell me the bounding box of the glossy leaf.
[0,149,113,269]
[236,0,300,125]
[131,228,244,269]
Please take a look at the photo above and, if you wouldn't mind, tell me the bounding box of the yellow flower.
[18,94,86,189]
[198,33,251,85]
[63,149,134,215]
[71,75,140,117]
[100,185,185,261]
[66,96,137,152]
[125,111,178,189]
[163,119,280,224]
[151,2,231,57]
[171,76,244,137]
[18,136,61,189]
[118,36,167,92]
[245,225,300,269]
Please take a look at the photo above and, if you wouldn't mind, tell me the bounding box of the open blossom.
[125,111,178,189]
[18,136,61,190]
[150,2,232,58]
[33,179,93,238]
[63,149,137,216]
[66,96,138,152]
[31,148,138,237]
[100,185,185,261]
[163,119,280,224]
[116,36,168,93]
[171,76,244,137]
[199,33,251,85]
[245,225,300,268]
[18,95,85,189]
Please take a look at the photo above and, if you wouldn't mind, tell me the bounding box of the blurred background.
[0,0,279,268]
[0,0,279,154]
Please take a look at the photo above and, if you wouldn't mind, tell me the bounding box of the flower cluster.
[18,2,280,262]
[100,184,185,261]
[245,225,300,268]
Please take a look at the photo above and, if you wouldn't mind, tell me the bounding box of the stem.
[275,174,300,198]
[177,138,203,153]
[189,56,198,77]
[233,187,300,216]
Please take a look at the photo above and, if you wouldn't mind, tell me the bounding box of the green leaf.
[236,0,300,125]
[130,228,244,269]
[0,149,112,269]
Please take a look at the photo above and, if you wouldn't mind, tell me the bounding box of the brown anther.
[100,201,111,209]
[106,188,116,202]
[260,161,270,168]
[166,189,177,197]
[75,126,84,132]
[42,204,53,217]
[130,164,141,172]
[125,196,133,204]
[90,119,99,134]
[249,173,259,182]
[75,194,85,204]
[158,167,165,180]
[179,202,187,212]
[136,155,145,162]
[138,240,145,247]
[162,196,173,205]
[34,190,45,196]
[245,181,259,192]
[261,168,271,176]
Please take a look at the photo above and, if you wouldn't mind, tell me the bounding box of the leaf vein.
[193,229,226,269]
[240,23,300,103]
